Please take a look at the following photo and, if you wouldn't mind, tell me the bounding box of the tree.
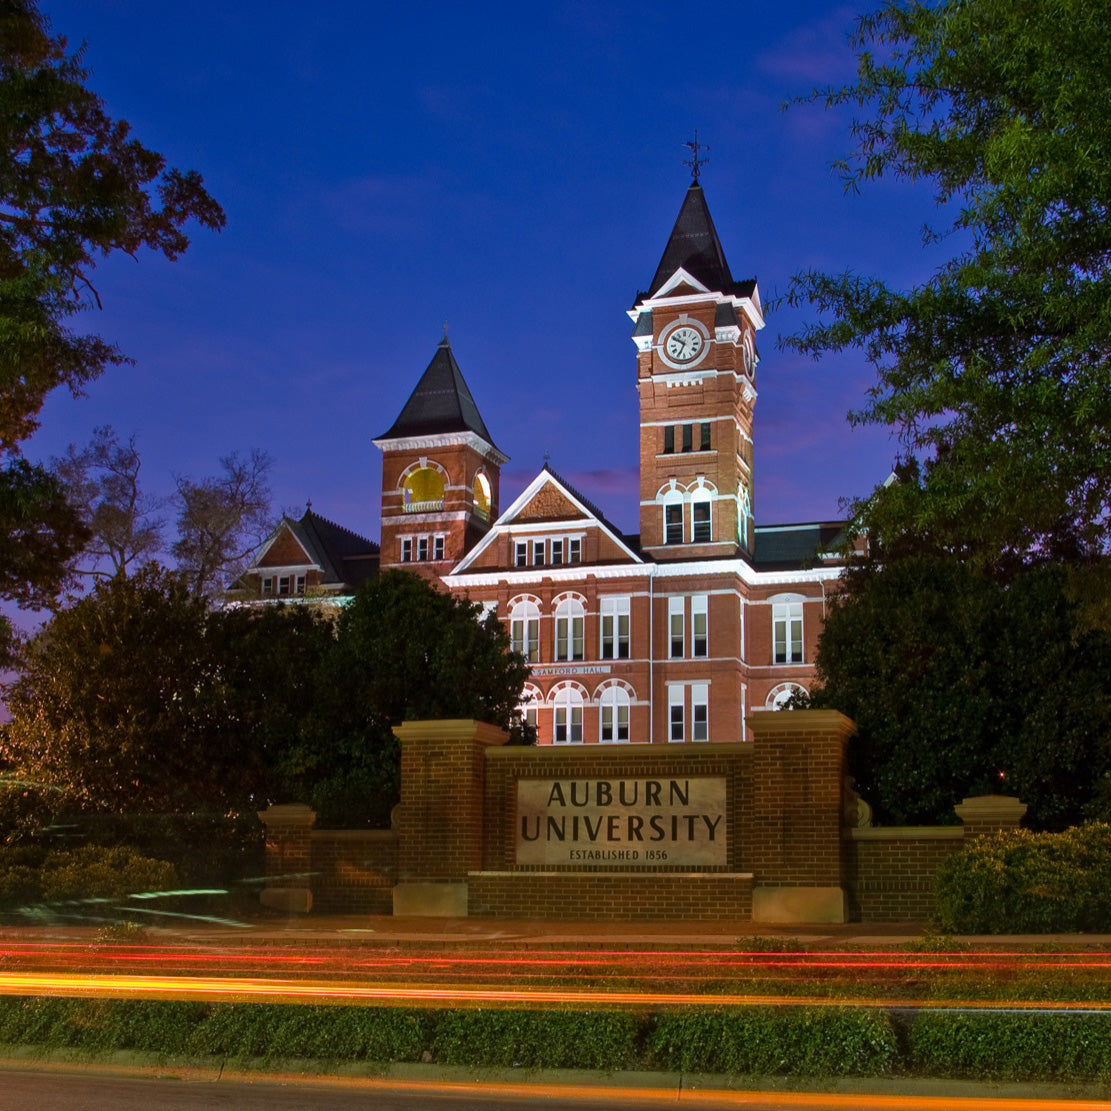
[1,567,330,817]
[786,0,1111,568]
[172,449,272,598]
[50,424,163,579]
[806,556,1111,830]
[284,571,532,827]
[0,1,223,642]
[0,456,86,663]
[0,0,224,450]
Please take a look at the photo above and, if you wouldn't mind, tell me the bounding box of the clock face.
[664,325,704,364]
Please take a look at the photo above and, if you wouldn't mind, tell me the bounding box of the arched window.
[473,472,491,519]
[766,681,807,710]
[690,480,714,544]
[658,482,685,545]
[508,597,540,662]
[551,683,584,744]
[518,683,541,736]
[597,684,631,743]
[553,594,585,662]
[402,464,445,513]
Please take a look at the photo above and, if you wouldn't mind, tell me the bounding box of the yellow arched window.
[402,466,445,513]
[473,472,491,519]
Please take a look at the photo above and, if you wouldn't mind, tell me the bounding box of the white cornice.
[372,429,509,465]
[444,556,846,591]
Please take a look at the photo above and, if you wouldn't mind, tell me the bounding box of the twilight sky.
[26,0,951,542]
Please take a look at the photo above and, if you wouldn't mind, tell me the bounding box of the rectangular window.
[401,538,413,563]
[261,577,273,596]
[665,503,683,545]
[691,595,708,658]
[433,536,445,561]
[568,538,582,563]
[532,539,546,566]
[773,601,804,664]
[700,422,711,451]
[669,596,684,658]
[417,537,429,562]
[551,539,564,565]
[663,425,675,454]
[692,683,709,742]
[295,575,306,596]
[554,705,583,744]
[515,541,528,567]
[600,597,631,660]
[692,500,711,543]
[278,575,291,596]
[555,614,585,661]
[511,615,539,662]
[601,701,630,743]
[682,423,693,452]
[669,686,684,742]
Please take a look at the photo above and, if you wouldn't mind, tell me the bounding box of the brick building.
[244,177,856,745]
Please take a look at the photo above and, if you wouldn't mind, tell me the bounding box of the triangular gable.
[452,468,643,574]
[252,519,317,570]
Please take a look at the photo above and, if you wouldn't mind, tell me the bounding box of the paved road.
[0,1069,1108,1111]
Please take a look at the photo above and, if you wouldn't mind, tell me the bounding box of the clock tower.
[629,178,763,560]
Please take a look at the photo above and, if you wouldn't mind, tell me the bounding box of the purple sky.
[25,1,951,542]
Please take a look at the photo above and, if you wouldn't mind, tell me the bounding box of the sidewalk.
[4,913,1109,948]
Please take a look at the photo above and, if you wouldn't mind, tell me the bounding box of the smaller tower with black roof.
[373,338,507,580]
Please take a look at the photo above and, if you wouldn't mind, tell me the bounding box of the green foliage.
[908,1012,1111,1081]
[431,1009,637,1070]
[287,571,532,827]
[934,825,1111,934]
[647,1007,897,1076]
[38,844,176,902]
[0,0,224,451]
[2,998,1111,1082]
[2,567,332,819]
[0,842,176,913]
[0,459,87,664]
[0,1,222,640]
[786,0,1111,566]
[808,557,1111,828]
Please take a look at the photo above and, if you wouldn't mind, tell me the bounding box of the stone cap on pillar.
[954,795,1027,827]
[257,803,317,828]
[393,719,509,747]
[748,709,857,742]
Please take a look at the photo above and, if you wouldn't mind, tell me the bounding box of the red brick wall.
[311,830,398,914]
[846,829,964,922]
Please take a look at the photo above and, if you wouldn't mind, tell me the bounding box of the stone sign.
[516,776,727,866]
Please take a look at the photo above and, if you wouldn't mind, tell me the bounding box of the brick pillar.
[747,709,855,924]
[392,718,508,916]
[257,802,317,914]
[955,795,1027,839]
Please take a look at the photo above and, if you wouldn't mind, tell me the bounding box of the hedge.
[1,997,1109,1081]
[934,824,1111,933]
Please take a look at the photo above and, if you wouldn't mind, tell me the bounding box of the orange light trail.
[2,970,1110,1011]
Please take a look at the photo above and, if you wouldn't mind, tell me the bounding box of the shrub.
[934,824,1111,933]
[431,1009,639,1070]
[40,844,177,903]
[646,1007,897,1076]
[909,1012,1111,1081]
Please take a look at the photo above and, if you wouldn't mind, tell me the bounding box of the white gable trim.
[450,470,643,573]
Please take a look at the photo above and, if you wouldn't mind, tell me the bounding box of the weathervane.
[684,131,709,183]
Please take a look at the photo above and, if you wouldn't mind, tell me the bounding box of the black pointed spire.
[647,182,736,297]
[376,337,500,450]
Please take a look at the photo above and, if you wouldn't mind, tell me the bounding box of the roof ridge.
[542,463,630,543]
[303,507,379,550]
